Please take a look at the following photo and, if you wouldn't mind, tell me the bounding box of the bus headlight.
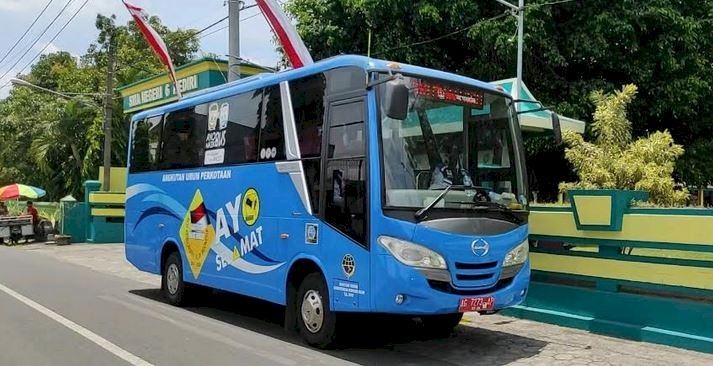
[378,236,447,269]
[503,239,529,267]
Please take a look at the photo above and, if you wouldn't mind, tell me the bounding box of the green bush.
[559,84,688,207]
[5,201,60,225]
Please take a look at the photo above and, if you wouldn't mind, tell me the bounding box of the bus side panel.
[272,214,372,312]
[125,174,166,275]
[126,153,374,311]
[206,214,289,305]
[126,163,310,306]
[320,224,371,312]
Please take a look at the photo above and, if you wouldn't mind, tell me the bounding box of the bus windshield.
[379,76,527,212]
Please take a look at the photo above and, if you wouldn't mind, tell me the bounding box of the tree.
[0,88,53,188]
[29,99,102,199]
[84,14,200,167]
[0,13,199,200]
[287,0,713,194]
[560,84,688,207]
[85,14,199,86]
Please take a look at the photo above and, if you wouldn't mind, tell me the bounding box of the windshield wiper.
[454,200,524,224]
[414,184,452,221]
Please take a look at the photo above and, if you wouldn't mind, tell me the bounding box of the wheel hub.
[300,289,324,333]
[166,263,179,295]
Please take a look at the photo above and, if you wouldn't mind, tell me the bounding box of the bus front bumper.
[372,255,530,315]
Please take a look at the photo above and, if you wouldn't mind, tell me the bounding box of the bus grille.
[451,260,499,288]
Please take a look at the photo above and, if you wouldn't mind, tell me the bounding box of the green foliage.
[287,0,713,191]
[560,84,688,207]
[86,14,199,86]
[0,13,199,200]
[5,201,60,225]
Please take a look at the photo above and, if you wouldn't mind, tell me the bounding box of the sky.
[0,0,281,98]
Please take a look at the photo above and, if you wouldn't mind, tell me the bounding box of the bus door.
[320,97,371,311]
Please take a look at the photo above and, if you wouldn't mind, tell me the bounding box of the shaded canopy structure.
[491,78,586,134]
[390,78,586,136]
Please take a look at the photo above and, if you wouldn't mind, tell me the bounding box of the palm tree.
[30,98,101,198]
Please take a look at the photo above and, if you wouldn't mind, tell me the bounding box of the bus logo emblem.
[242,188,260,226]
[471,239,489,257]
[342,254,356,277]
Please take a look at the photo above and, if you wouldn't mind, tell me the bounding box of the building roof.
[116,56,273,92]
[117,56,274,114]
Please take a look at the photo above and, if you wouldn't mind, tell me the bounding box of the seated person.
[429,143,473,190]
[26,201,39,226]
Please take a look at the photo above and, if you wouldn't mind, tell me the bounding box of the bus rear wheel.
[295,272,338,349]
[162,251,192,306]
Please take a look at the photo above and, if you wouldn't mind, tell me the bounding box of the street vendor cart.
[0,215,34,245]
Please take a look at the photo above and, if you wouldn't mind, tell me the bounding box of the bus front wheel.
[421,313,463,338]
[295,272,338,349]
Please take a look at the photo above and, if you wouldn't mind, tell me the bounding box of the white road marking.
[0,282,154,366]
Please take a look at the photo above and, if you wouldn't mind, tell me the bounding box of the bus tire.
[295,272,338,349]
[162,251,191,306]
[421,313,463,338]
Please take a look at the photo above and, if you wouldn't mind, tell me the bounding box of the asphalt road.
[2,244,712,366]
[0,245,523,366]
[0,246,363,366]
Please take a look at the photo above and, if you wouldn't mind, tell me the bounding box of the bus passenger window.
[259,85,285,161]
[221,90,261,165]
[160,108,206,170]
[130,115,163,172]
[290,73,328,213]
[290,73,327,158]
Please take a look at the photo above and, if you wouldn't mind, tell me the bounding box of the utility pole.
[102,36,115,191]
[515,0,524,111]
[495,0,524,111]
[228,0,241,82]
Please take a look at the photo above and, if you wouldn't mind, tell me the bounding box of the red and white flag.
[122,0,182,98]
[256,0,313,68]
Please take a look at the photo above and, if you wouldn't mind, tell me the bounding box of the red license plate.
[458,296,495,312]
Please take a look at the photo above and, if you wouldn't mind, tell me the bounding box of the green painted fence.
[84,180,125,244]
[503,190,713,354]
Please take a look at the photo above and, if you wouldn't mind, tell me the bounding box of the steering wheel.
[470,186,493,202]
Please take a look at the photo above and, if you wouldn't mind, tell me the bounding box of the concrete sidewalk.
[14,243,713,366]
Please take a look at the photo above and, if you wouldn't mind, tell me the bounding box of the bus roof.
[130,54,502,121]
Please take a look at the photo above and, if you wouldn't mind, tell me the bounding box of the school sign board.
[117,57,272,114]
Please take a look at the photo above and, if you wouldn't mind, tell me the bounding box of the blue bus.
[125,55,561,348]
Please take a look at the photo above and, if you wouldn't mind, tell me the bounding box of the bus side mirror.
[552,113,562,144]
[384,79,409,120]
